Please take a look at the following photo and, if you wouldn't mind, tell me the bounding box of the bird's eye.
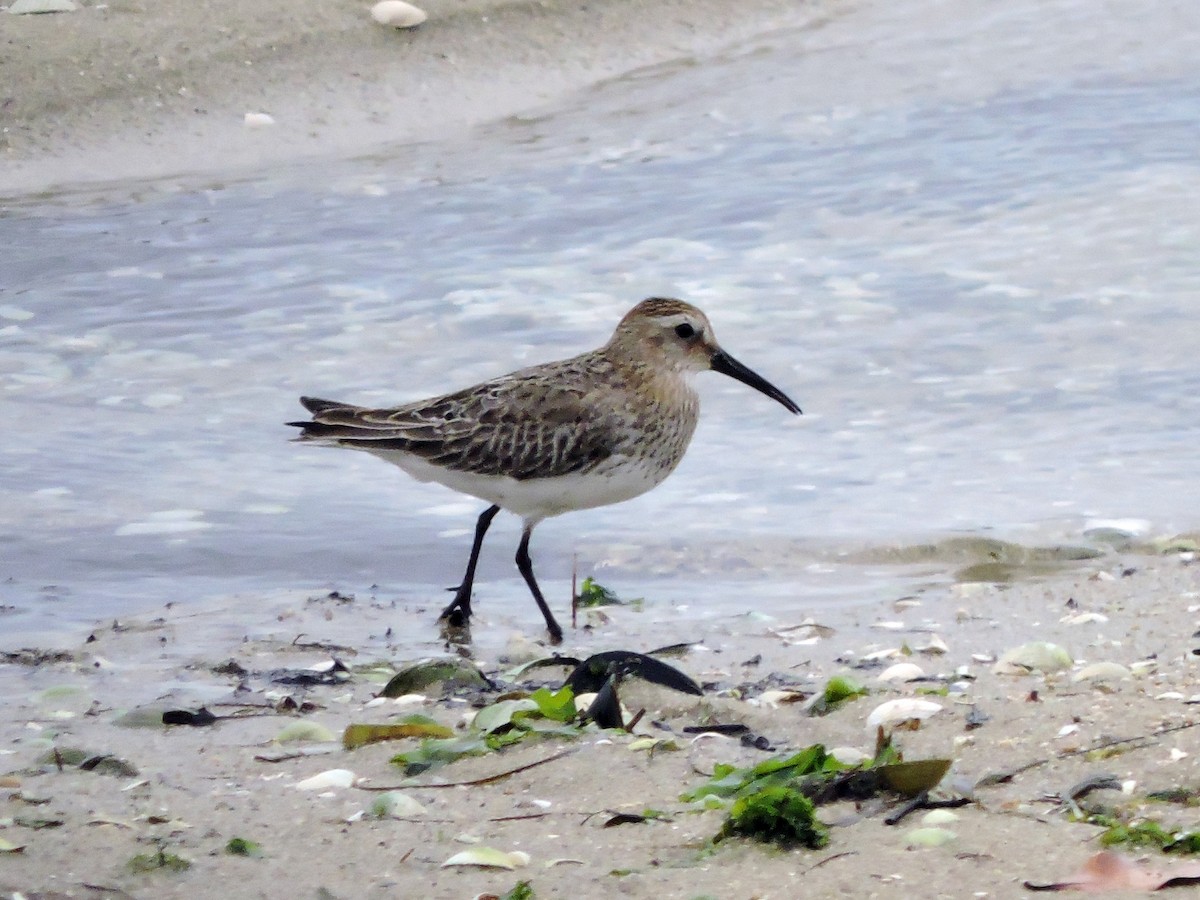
[674,323,696,339]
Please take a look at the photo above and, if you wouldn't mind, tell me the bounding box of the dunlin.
[289,297,800,642]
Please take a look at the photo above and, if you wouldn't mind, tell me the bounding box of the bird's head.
[608,297,801,414]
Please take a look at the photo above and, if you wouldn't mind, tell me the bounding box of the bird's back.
[289,349,700,498]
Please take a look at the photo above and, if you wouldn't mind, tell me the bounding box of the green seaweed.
[500,880,535,900]
[225,837,263,857]
[390,686,583,774]
[717,784,828,849]
[127,846,191,873]
[577,576,625,607]
[390,736,489,776]
[684,739,949,849]
[1091,815,1200,854]
[807,675,868,717]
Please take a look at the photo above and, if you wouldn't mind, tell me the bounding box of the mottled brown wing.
[290,360,624,480]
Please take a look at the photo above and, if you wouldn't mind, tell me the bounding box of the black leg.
[440,504,500,624]
[514,525,564,644]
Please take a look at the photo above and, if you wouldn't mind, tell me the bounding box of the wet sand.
[0,0,833,193]
[1,549,1198,898]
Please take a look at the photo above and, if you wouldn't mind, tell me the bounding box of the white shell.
[371,0,426,28]
[921,810,960,826]
[758,689,808,708]
[244,112,276,128]
[906,826,956,848]
[8,0,77,13]
[862,647,902,661]
[442,848,530,870]
[369,791,427,818]
[918,634,949,655]
[877,662,925,683]
[1072,661,1132,684]
[993,641,1073,675]
[1061,612,1109,625]
[829,746,870,766]
[866,698,942,729]
[295,768,355,791]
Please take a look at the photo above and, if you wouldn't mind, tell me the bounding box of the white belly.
[368,448,668,523]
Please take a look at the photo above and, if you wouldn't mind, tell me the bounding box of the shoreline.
[0,0,837,195]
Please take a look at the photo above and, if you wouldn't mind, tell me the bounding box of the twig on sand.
[976,718,1199,788]
[571,554,578,630]
[884,790,971,826]
[356,747,578,791]
[808,851,858,872]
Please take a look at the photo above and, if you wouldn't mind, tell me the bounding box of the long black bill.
[710,350,802,414]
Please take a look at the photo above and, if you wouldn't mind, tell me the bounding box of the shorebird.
[289,297,800,642]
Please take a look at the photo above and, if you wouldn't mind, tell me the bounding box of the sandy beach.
[0,0,831,193]
[1,545,1198,899]
[4,0,1200,896]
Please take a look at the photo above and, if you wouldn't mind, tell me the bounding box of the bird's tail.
[287,396,370,441]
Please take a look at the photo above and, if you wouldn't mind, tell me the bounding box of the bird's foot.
[439,589,472,623]
[437,590,474,645]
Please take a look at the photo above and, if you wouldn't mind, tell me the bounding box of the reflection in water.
[2,0,1199,647]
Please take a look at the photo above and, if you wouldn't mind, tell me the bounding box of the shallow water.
[2,0,1199,647]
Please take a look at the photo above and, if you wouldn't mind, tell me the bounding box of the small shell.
[877,662,925,684]
[1061,612,1109,625]
[759,689,808,707]
[441,848,530,870]
[866,698,942,729]
[994,641,1073,675]
[295,768,355,791]
[829,746,870,766]
[917,634,949,655]
[243,112,276,128]
[1129,659,1158,676]
[862,647,902,661]
[371,0,427,28]
[369,792,427,818]
[921,810,960,826]
[1072,662,1131,684]
[906,827,957,848]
